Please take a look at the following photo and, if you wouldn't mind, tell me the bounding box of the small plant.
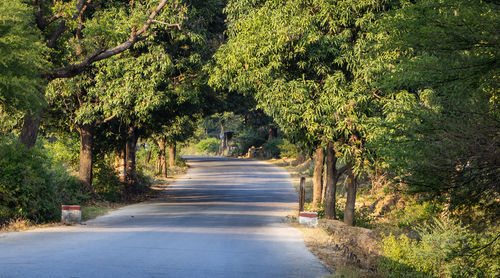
[262,138,283,158]
[378,218,500,277]
[196,138,220,154]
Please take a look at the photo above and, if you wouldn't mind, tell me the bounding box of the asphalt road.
[0,156,329,278]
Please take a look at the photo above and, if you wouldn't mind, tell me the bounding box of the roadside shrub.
[175,156,187,167]
[234,129,266,155]
[44,135,79,169]
[196,138,220,154]
[378,218,500,277]
[0,137,86,224]
[263,138,283,158]
[278,139,301,158]
[393,200,442,229]
[93,161,122,202]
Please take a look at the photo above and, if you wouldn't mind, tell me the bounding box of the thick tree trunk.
[125,127,138,192]
[312,146,325,208]
[344,167,357,226]
[19,111,41,148]
[168,143,176,168]
[158,137,167,178]
[324,143,338,219]
[78,124,94,194]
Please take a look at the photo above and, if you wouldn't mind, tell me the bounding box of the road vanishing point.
[0,156,330,278]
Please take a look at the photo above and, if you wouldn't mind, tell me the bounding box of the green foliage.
[262,138,283,158]
[0,137,86,224]
[234,129,266,155]
[211,0,385,173]
[44,136,80,170]
[366,0,500,221]
[0,0,48,112]
[391,200,442,230]
[277,139,302,158]
[379,218,500,278]
[196,138,220,154]
[92,161,122,202]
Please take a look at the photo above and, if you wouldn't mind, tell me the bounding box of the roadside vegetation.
[1,0,498,277]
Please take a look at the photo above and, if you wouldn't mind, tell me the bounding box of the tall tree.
[211,0,385,224]
[0,0,47,120]
[366,0,499,221]
[19,0,186,148]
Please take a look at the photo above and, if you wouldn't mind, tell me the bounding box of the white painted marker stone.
[299,211,318,227]
[61,205,81,224]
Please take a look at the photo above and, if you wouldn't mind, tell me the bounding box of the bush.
[263,138,283,158]
[378,218,500,277]
[393,200,442,229]
[278,139,301,158]
[196,138,220,154]
[0,137,86,224]
[93,161,122,202]
[234,130,266,155]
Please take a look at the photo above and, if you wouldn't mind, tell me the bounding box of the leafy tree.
[366,0,499,222]
[211,0,385,224]
[19,0,186,148]
[0,0,48,113]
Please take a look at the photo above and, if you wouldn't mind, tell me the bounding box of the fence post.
[299,176,306,214]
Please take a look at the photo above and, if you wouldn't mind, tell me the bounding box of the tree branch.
[152,19,181,30]
[337,164,351,177]
[43,0,172,80]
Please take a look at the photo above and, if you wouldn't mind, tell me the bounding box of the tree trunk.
[19,111,41,148]
[168,143,176,168]
[78,124,94,194]
[312,146,325,208]
[125,127,138,192]
[344,167,357,226]
[219,121,225,155]
[268,127,277,140]
[145,150,151,164]
[324,143,338,219]
[158,137,167,178]
[116,147,126,183]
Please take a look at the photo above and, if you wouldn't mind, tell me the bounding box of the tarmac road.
[0,156,329,278]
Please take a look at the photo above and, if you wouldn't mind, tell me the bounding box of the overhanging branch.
[43,0,172,80]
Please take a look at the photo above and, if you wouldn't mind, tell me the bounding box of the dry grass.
[0,218,60,233]
[292,220,382,278]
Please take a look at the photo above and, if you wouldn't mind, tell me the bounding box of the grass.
[81,206,114,221]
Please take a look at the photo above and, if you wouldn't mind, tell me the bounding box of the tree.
[211,0,385,224]
[0,0,47,113]
[19,0,186,148]
[366,0,500,221]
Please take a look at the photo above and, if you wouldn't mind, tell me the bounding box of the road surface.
[0,156,329,278]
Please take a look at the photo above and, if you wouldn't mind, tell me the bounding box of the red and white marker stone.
[299,211,318,227]
[61,205,81,224]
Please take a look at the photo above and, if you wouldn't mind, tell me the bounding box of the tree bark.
[268,127,277,140]
[312,146,325,208]
[116,147,126,183]
[145,150,151,164]
[344,167,357,226]
[125,127,138,192]
[19,111,41,148]
[168,143,176,168]
[78,124,94,194]
[324,143,338,219]
[158,137,167,178]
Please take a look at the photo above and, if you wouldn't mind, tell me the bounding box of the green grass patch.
[81,206,113,221]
